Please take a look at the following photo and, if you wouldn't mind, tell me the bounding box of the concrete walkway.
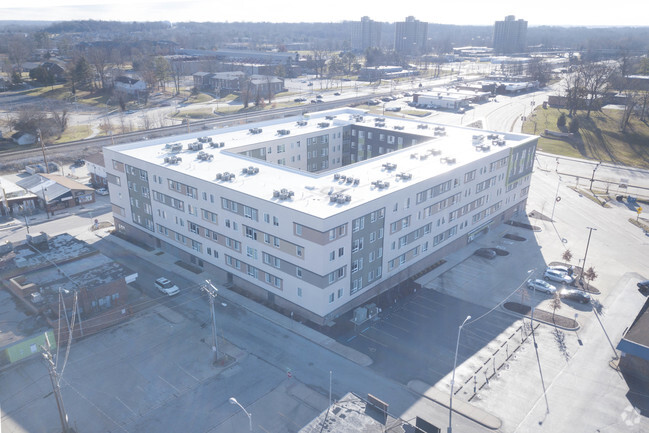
[409,379,502,430]
[84,225,374,368]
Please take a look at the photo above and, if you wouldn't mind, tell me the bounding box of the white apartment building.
[104,107,536,325]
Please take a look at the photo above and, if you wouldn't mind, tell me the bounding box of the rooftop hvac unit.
[472,134,485,145]
[353,178,360,186]
[277,129,290,136]
[188,142,203,151]
[417,124,428,129]
[330,194,338,202]
[410,153,418,159]
[198,136,213,143]
[197,151,213,161]
[317,122,330,128]
[476,145,491,152]
[325,115,336,120]
[429,148,442,156]
[435,126,446,131]
[337,196,345,204]
[273,190,280,197]
[420,154,428,160]
[393,125,404,130]
[397,172,412,180]
[334,173,340,180]
[297,120,308,126]
[242,167,249,174]
[493,139,506,146]
[375,122,385,127]
[168,143,183,153]
[339,175,346,181]
[434,130,447,136]
[382,163,397,171]
[487,133,500,140]
[249,127,263,134]
[164,156,182,164]
[345,195,351,202]
[346,177,353,184]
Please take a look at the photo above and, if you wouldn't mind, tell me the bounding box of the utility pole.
[38,128,50,174]
[41,334,71,433]
[202,280,220,364]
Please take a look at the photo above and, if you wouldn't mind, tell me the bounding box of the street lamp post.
[551,176,562,222]
[448,315,471,433]
[229,397,252,432]
[589,162,601,191]
[581,227,597,285]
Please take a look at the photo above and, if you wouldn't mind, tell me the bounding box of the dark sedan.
[559,288,591,304]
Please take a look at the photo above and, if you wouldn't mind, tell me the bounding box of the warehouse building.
[103,108,536,325]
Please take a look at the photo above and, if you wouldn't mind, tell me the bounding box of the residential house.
[11,132,37,146]
[114,76,147,96]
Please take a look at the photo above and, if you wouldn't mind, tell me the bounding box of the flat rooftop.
[110,107,536,219]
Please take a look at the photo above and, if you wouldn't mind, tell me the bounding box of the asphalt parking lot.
[338,289,519,386]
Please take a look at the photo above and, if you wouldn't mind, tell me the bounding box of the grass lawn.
[54,125,93,143]
[401,109,431,117]
[187,92,213,104]
[173,107,216,119]
[523,107,649,168]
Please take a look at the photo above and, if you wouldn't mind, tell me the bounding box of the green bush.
[568,118,580,133]
[557,112,567,128]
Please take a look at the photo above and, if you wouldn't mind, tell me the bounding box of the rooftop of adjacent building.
[108,107,536,219]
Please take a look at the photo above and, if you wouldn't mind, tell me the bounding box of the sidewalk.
[81,225,373,368]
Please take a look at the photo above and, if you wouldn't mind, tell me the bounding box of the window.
[297,287,303,297]
[338,288,343,298]
[296,267,303,278]
[329,293,335,303]
[296,246,303,257]
[338,247,344,257]
[329,251,335,261]
[246,246,257,259]
[273,216,279,226]
[295,224,302,236]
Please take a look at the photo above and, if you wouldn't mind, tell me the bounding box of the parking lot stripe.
[115,395,138,417]
[357,332,389,348]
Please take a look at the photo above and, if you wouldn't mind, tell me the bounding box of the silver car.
[155,277,180,296]
[544,268,574,285]
[527,279,557,294]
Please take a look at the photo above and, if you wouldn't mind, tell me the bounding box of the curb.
[96,230,374,368]
[499,303,580,331]
[408,379,502,430]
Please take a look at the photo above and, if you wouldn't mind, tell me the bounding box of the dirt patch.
[504,301,578,329]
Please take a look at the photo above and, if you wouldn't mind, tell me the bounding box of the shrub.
[568,118,580,133]
[557,112,567,128]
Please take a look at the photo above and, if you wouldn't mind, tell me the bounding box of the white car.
[527,279,556,294]
[155,277,180,296]
[95,188,109,196]
[544,269,574,285]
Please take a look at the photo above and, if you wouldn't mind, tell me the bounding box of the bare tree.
[563,70,584,117]
[562,249,573,264]
[620,88,638,132]
[87,46,112,90]
[49,107,69,135]
[141,114,152,130]
[583,267,598,290]
[170,60,183,95]
[551,292,562,323]
[580,62,615,118]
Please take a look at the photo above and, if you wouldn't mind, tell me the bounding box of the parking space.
[338,289,519,386]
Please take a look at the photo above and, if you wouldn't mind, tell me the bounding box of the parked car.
[527,279,557,294]
[155,277,180,296]
[548,265,574,276]
[95,188,109,196]
[559,288,591,304]
[474,248,497,259]
[334,92,341,96]
[74,159,85,167]
[316,94,323,99]
[544,268,574,285]
[638,280,649,292]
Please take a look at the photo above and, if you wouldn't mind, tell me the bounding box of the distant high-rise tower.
[493,15,527,54]
[394,16,428,56]
[351,16,382,52]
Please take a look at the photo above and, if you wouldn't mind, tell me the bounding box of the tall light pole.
[229,397,252,432]
[581,227,597,285]
[589,162,601,191]
[448,315,471,433]
[202,280,220,364]
[551,176,562,222]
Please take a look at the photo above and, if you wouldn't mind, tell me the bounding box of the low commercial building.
[104,107,536,325]
[1,233,135,346]
[617,296,649,380]
[16,173,95,214]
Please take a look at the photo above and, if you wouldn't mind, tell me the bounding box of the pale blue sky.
[1,0,646,27]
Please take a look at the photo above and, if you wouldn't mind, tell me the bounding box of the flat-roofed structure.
[104,107,537,325]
